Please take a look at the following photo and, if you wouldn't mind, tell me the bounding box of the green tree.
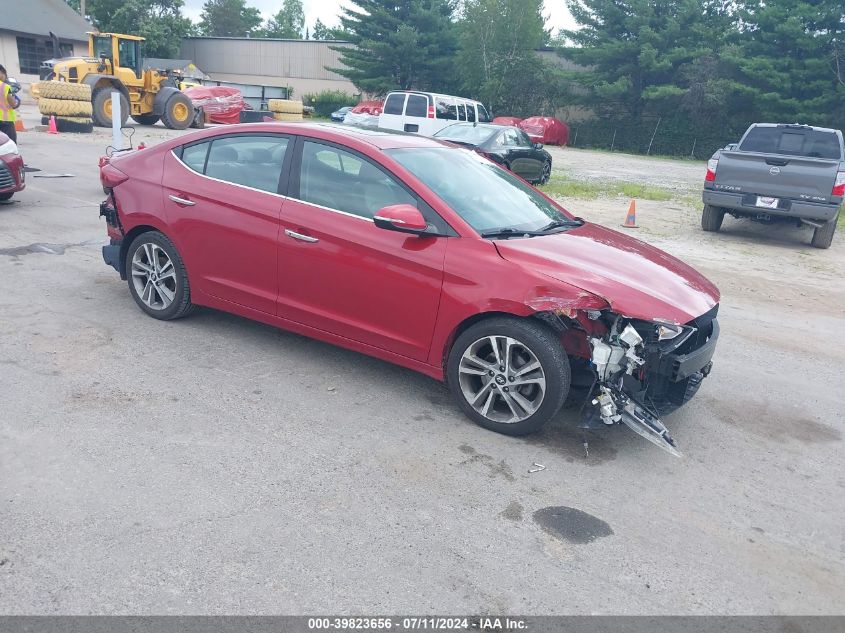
[81,0,193,58]
[331,0,458,95]
[263,0,305,39]
[198,0,263,37]
[457,0,549,115]
[312,18,330,40]
[730,0,845,125]
[561,0,736,121]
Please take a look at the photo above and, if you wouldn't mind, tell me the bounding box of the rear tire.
[447,317,570,436]
[131,114,160,126]
[0,191,14,201]
[811,212,838,249]
[125,231,194,321]
[161,93,193,130]
[92,88,129,128]
[701,204,725,232]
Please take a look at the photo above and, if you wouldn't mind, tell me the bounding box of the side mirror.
[534,142,544,150]
[373,204,430,235]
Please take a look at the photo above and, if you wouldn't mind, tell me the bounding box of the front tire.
[537,159,552,185]
[0,191,14,201]
[125,231,194,320]
[161,93,193,130]
[701,204,725,232]
[811,212,838,249]
[92,88,129,128]
[447,317,570,436]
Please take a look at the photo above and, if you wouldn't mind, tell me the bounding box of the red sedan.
[99,123,720,455]
[0,132,25,201]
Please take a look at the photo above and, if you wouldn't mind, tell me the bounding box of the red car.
[0,132,25,201]
[99,123,720,455]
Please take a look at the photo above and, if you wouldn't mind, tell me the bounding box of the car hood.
[494,222,720,323]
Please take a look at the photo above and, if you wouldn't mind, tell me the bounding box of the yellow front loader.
[40,33,195,130]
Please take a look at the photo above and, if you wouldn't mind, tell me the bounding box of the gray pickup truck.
[702,123,844,248]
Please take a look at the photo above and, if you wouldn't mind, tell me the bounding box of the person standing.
[0,64,19,143]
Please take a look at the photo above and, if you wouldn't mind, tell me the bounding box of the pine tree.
[331,0,458,95]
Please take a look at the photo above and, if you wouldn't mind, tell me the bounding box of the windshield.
[434,124,497,145]
[387,147,573,234]
[740,126,842,159]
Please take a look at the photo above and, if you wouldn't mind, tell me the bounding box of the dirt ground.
[2,106,844,614]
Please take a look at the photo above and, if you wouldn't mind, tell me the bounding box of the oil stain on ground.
[500,501,524,522]
[458,444,516,481]
[701,395,842,444]
[523,416,618,465]
[533,506,614,544]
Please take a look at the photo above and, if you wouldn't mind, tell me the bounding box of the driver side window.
[297,141,417,219]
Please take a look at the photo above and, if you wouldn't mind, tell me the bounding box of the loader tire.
[131,114,160,126]
[92,88,129,128]
[37,81,92,101]
[38,98,93,117]
[161,92,193,130]
[55,117,94,133]
[268,99,304,114]
[273,112,303,122]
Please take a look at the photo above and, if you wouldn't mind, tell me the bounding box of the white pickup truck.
[701,123,844,248]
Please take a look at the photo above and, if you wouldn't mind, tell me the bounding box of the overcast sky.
[181,1,576,35]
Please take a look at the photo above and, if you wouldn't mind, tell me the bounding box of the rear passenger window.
[201,136,289,193]
[436,98,457,120]
[384,93,405,115]
[297,140,417,219]
[457,104,466,121]
[466,105,476,123]
[405,94,428,118]
[181,142,209,173]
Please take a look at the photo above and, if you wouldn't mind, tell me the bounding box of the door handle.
[168,194,196,206]
[285,229,319,243]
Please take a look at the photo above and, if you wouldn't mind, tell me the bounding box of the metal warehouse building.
[180,37,358,98]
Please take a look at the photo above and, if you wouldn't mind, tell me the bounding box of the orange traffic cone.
[48,115,58,135]
[14,119,25,132]
[621,199,638,228]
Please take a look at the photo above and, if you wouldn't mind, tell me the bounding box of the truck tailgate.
[714,151,839,203]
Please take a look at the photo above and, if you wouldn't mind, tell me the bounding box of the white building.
[0,0,90,84]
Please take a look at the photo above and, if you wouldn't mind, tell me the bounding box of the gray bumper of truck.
[702,190,840,222]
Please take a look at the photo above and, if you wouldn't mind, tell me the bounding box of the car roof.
[751,123,841,135]
[385,90,483,104]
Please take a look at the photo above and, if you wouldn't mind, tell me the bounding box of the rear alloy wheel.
[161,93,193,130]
[447,318,570,436]
[811,212,838,249]
[537,160,552,185]
[126,231,194,320]
[701,204,725,232]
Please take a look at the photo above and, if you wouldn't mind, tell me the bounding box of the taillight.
[833,171,845,197]
[705,157,718,182]
[101,163,129,189]
[428,105,435,119]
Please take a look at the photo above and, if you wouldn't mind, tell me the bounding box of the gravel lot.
[1,107,844,614]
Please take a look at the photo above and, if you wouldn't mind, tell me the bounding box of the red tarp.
[183,86,245,125]
[351,100,384,116]
[518,116,569,146]
[492,116,522,126]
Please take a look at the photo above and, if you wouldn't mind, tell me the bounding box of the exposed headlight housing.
[0,138,19,157]
[655,321,683,341]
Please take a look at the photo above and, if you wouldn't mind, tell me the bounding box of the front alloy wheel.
[447,317,570,436]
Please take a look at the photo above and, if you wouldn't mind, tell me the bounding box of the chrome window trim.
[170,148,374,223]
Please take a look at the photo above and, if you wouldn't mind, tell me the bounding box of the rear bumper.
[102,240,124,278]
[703,189,840,221]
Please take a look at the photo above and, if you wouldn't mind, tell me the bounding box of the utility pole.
[80,0,86,17]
